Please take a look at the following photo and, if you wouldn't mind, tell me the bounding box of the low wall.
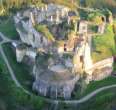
[85,57,113,73]
[33,74,80,99]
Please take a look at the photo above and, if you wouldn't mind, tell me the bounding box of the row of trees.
[0,0,43,16]
[0,0,80,16]
[84,0,116,15]
[0,0,79,9]
[0,0,29,8]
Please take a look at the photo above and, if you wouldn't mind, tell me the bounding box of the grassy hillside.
[73,76,116,99]
[2,43,33,91]
[0,17,19,39]
[59,88,116,110]
[92,24,115,63]
[0,53,47,110]
[78,88,116,110]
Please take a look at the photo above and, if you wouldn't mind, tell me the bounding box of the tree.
[85,0,116,14]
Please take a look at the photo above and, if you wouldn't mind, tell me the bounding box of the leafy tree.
[85,0,116,14]
[87,12,104,25]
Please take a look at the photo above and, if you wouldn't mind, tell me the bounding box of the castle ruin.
[13,3,114,99]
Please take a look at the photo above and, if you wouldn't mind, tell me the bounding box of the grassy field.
[59,88,116,110]
[73,76,116,99]
[92,24,115,63]
[78,88,116,110]
[2,43,33,91]
[0,53,48,110]
[0,17,19,40]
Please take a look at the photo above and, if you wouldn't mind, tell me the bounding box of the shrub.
[35,24,55,42]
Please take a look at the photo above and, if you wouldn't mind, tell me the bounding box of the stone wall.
[16,44,37,62]
[16,20,49,48]
[92,67,112,81]
[16,46,26,62]
[32,74,79,99]
[79,21,88,34]
[85,57,113,82]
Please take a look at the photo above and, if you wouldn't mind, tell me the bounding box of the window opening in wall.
[64,43,67,51]
[33,34,35,42]
[80,55,84,63]
[40,36,43,43]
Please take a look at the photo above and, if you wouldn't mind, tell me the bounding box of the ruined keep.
[13,3,114,99]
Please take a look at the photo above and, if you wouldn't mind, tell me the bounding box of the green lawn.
[59,88,116,110]
[78,88,116,110]
[92,24,115,63]
[2,43,33,91]
[0,53,47,110]
[0,17,19,40]
[74,76,116,99]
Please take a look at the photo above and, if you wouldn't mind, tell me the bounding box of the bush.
[87,12,104,25]
[35,24,55,42]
